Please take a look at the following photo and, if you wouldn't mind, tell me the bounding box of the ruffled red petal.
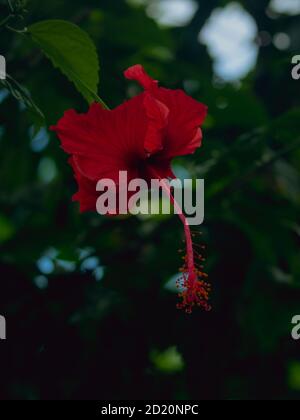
[51,100,144,183]
[51,90,172,213]
[155,88,207,158]
[68,157,98,213]
[69,157,139,215]
[143,93,169,155]
[51,92,170,179]
[124,64,158,90]
[124,65,208,158]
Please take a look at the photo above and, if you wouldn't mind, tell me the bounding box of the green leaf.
[0,214,15,244]
[150,346,185,374]
[28,20,101,104]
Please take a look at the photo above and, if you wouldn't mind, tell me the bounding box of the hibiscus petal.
[51,99,147,182]
[68,157,98,213]
[124,64,158,90]
[155,88,208,158]
[51,92,171,182]
[143,93,169,155]
[124,65,208,158]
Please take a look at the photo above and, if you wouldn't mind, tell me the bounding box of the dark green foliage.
[0,0,300,400]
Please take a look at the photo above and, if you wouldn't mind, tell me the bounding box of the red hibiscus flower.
[51,64,210,313]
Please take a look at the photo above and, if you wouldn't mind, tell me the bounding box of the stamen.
[150,171,211,313]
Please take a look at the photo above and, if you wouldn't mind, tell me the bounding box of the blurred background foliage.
[0,0,300,400]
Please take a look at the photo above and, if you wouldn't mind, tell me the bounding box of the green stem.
[7,0,14,13]
[0,15,12,28]
[5,25,28,34]
[95,95,110,110]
